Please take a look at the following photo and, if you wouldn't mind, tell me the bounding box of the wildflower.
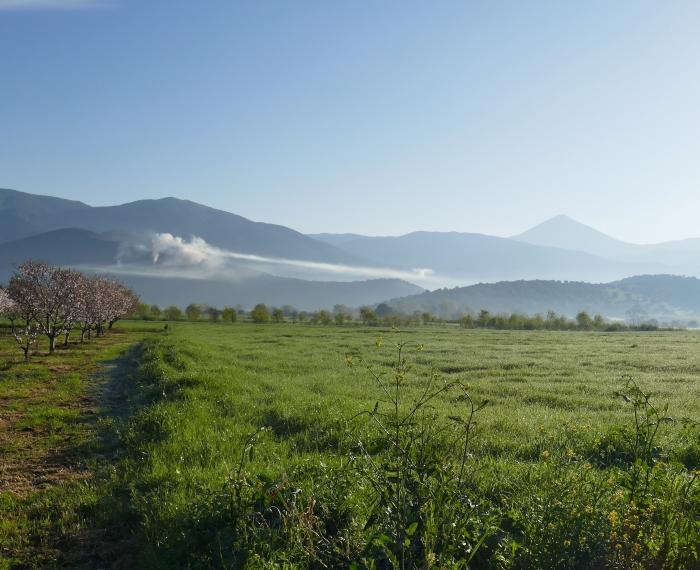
[540,450,550,460]
[608,510,619,526]
[565,447,574,459]
[564,539,571,547]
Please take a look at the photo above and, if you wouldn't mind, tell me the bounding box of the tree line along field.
[0,321,699,568]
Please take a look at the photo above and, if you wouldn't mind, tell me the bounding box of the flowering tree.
[76,275,104,342]
[0,286,38,362]
[8,262,83,353]
[106,281,139,331]
[0,288,12,315]
[4,262,139,356]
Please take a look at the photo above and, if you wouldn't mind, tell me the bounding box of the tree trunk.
[49,335,56,354]
[64,331,70,347]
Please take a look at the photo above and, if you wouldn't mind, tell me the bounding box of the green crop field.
[1,322,699,569]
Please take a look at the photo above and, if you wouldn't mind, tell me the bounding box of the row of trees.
[131,302,355,325]
[458,309,659,331]
[129,301,655,331]
[133,303,240,323]
[0,262,138,361]
[129,302,660,331]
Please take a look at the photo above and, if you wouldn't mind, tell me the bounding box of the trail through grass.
[0,326,150,568]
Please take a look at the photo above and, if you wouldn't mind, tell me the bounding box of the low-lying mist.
[111,232,444,287]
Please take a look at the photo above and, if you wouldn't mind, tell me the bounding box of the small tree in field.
[78,275,109,341]
[134,303,151,320]
[185,304,202,322]
[576,311,593,331]
[250,304,270,323]
[106,282,139,330]
[593,313,605,330]
[164,305,184,321]
[271,308,284,323]
[206,306,221,322]
[222,306,237,323]
[333,304,352,325]
[0,288,38,362]
[334,311,349,325]
[459,314,475,328]
[311,309,332,325]
[359,306,377,325]
[1,288,34,361]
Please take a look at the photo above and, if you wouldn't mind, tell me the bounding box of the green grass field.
[1,322,699,568]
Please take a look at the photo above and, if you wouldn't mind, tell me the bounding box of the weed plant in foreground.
[114,323,699,569]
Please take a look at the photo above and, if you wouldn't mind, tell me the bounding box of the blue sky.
[1,0,699,242]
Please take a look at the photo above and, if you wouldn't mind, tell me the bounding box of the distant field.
[1,322,698,568]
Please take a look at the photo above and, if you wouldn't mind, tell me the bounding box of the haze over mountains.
[2,187,700,319]
[386,275,700,325]
[513,214,700,266]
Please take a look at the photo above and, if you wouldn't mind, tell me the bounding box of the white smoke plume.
[150,233,435,284]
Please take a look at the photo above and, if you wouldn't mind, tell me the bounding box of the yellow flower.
[540,450,550,460]
[563,539,571,547]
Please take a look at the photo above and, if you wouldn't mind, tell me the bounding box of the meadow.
[1,322,699,568]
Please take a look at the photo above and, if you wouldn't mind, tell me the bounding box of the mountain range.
[1,187,700,318]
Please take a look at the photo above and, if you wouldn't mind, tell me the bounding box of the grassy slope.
[0,324,153,569]
[117,323,700,567]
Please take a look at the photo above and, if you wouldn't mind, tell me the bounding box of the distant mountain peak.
[513,214,632,257]
[522,214,599,231]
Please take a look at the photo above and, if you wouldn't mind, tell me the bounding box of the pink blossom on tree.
[4,262,140,356]
[8,262,83,354]
[1,285,38,362]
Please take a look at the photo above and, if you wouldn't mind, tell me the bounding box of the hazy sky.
[1,1,699,243]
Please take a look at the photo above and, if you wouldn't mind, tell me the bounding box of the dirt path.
[0,332,147,568]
